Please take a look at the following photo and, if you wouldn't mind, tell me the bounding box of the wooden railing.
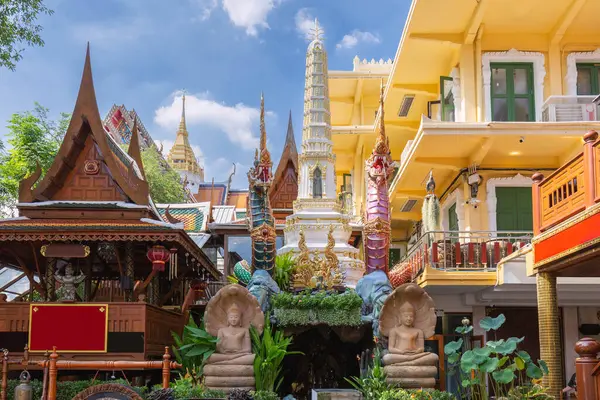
[0,347,180,400]
[533,130,600,234]
[392,230,533,281]
[574,337,600,400]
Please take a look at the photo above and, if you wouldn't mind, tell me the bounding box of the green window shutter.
[440,76,455,122]
[448,203,459,231]
[490,63,535,122]
[389,248,401,268]
[496,187,533,231]
[576,63,600,95]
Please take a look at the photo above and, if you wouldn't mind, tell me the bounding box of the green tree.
[0,0,54,71]
[0,103,70,214]
[141,145,186,203]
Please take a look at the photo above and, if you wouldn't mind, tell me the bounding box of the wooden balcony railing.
[533,130,600,234]
[392,230,533,281]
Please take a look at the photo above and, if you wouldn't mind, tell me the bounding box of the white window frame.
[440,188,465,231]
[486,173,533,233]
[482,49,546,122]
[565,49,600,96]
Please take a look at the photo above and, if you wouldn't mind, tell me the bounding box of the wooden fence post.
[162,347,171,389]
[583,130,598,208]
[532,172,544,235]
[575,337,600,400]
[48,348,59,400]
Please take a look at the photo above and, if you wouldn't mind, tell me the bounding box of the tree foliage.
[0,103,69,214]
[141,145,186,203]
[0,0,54,71]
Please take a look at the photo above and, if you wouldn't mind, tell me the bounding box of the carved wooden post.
[125,242,134,302]
[1,349,8,400]
[46,258,56,301]
[162,347,171,389]
[532,173,544,235]
[575,337,600,400]
[583,130,598,208]
[48,347,59,400]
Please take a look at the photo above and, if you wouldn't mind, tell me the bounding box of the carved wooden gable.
[52,135,127,202]
[270,160,298,209]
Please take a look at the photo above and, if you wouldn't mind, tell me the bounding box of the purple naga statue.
[364,81,394,275]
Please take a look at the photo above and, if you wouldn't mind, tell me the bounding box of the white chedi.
[277,19,365,287]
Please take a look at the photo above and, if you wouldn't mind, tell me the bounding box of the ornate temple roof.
[103,104,154,149]
[270,111,299,210]
[155,202,210,233]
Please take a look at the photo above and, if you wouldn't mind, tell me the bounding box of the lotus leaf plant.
[444,314,552,400]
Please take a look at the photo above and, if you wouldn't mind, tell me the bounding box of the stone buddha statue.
[203,284,264,393]
[379,283,438,388]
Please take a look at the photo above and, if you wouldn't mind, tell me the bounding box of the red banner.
[28,304,108,353]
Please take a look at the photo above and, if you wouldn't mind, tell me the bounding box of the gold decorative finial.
[260,92,266,152]
[178,90,188,136]
[378,79,386,141]
[310,18,324,42]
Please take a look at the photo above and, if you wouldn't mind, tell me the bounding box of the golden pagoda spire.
[178,91,188,137]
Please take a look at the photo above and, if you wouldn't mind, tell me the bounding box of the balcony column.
[531,173,544,235]
[583,130,598,207]
[536,272,562,398]
[45,258,56,301]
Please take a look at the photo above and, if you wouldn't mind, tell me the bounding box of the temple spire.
[127,118,145,179]
[260,92,267,152]
[378,79,386,142]
[178,92,188,136]
[285,110,297,155]
[310,18,324,42]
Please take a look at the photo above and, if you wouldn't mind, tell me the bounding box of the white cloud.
[336,30,380,50]
[190,0,218,21]
[154,91,274,151]
[192,0,281,36]
[295,8,315,39]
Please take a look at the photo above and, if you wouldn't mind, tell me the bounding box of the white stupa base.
[279,205,366,288]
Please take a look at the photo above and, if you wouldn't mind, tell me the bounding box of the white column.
[563,307,579,382]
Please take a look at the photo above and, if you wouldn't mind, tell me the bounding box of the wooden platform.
[0,302,185,366]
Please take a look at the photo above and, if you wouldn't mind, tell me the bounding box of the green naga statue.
[247,94,280,311]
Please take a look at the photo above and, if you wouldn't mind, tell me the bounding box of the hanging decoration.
[147,245,170,272]
[97,242,117,263]
[168,247,178,280]
[466,165,483,207]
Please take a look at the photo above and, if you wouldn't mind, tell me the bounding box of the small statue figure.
[55,264,85,302]
[379,283,438,388]
[203,284,264,393]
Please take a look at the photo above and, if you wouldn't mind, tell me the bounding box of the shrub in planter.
[272,291,362,327]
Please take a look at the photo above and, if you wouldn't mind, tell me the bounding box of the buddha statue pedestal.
[379,283,439,389]
[203,284,264,393]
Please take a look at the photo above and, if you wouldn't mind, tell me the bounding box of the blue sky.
[0,0,410,189]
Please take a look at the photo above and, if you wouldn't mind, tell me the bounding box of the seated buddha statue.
[203,284,264,393]
[379,283,439,388]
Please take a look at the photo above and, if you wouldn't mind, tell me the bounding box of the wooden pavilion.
[0,46,221,363]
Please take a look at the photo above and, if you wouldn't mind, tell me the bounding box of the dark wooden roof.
[270,111,298,209]
[19,44,149,206]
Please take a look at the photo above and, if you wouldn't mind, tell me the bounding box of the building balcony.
[542,95,600,122]
[531,130,600,276]
[392,230,533,288]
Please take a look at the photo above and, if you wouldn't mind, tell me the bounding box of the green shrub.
[251,390,279,400]
[272,291,363,326]
[379,389,455,400]
[171,316,219,384]
[273,254,296,291]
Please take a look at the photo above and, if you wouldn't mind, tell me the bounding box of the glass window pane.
[577,68,592,95]
[513,68,529,94]
[514,98,532,121]
[493,98,508,121]
[492,67,507,95]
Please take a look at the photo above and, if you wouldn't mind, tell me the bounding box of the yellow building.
[330,0,600,396]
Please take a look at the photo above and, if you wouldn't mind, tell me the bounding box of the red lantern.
[147,245,170,272]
